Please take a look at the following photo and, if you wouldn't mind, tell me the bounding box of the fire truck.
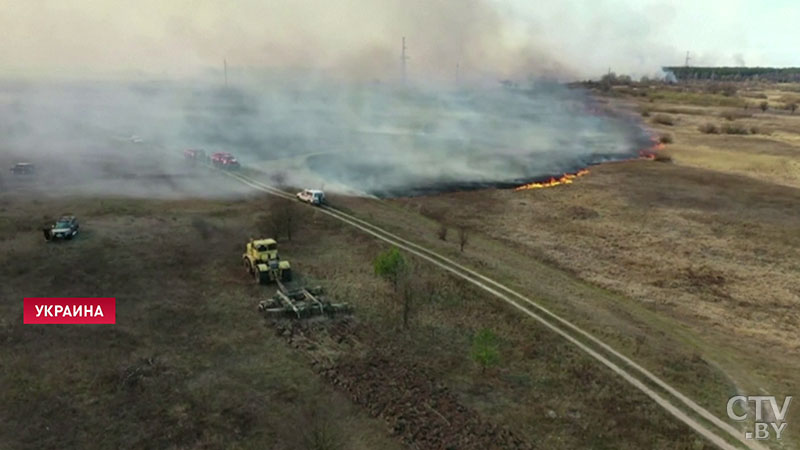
[210,152,240,170]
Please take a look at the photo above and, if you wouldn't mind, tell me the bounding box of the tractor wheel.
[243,258,252,274]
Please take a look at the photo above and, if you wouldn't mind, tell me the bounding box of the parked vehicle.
[210,152,240,169]
[296,189,325,206]
[10,163,35,175]
[43,215,80,241]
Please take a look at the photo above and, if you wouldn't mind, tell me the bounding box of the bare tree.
[268,212,283,239]
[272,170,288,188]
[458,227,468,252]
[759,101,769,113]
[283,200,295,241]
[287,400,346,450]
[436,224,448,241]
[398,265,415,329]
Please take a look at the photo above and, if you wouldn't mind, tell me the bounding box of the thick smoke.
[0,77,650,197]
[0,0,658,198]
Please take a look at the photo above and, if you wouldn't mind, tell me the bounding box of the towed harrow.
[259,280,351,319]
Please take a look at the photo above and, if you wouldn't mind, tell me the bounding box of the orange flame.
[514,168,590,191]
[639,141,665,160]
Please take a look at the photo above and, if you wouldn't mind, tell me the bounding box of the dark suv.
[44,215,80,241]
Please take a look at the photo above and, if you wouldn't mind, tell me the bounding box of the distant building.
[662,67,800,82]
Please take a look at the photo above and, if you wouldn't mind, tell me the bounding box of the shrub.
[721,110,751,121]
[698,123,719,134]
[750,126,760,135]
[659,134,673,144]
[654,152,673,163]
[759,101,769,112]
[641,109,651,117]
[720,84,738,97]
[652,114,675,126]
[721,123,750,135]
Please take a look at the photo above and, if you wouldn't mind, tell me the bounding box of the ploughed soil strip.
[272,318,533,450]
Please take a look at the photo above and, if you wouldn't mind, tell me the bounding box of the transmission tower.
[401,37,409,83]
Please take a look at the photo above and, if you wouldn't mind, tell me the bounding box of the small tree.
[258,211,282,239]
[789,103,798,115]
[759,101,769,113]
[458,227,468,252]
[374,247,407,292]
[471,328,500,373]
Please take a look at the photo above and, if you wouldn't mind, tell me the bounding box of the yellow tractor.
[243,238,292,284]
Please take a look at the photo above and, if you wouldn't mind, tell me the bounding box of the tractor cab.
[249,238,279,262]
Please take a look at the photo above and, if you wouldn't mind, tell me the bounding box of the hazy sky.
[1,0,798,81]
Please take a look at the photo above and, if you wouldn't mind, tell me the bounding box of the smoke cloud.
[1,76,650,197]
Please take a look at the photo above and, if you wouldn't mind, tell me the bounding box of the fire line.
[514,139,665,191]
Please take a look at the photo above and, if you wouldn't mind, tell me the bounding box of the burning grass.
[514,168,590,191]
[513,138,669,190]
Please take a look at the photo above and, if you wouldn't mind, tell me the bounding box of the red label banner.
[24,298,116,324]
